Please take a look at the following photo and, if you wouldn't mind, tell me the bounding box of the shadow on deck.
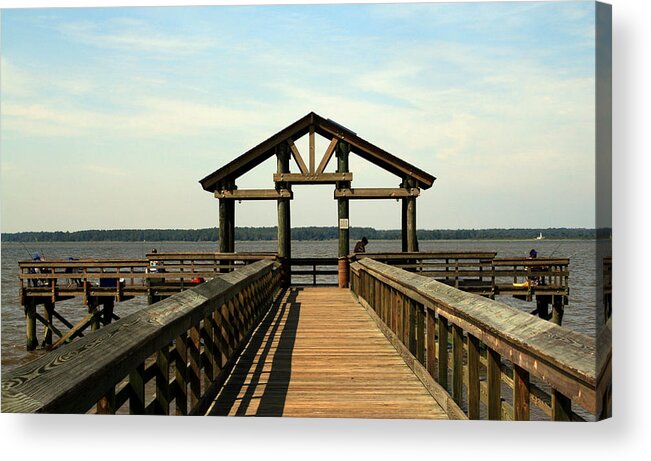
[207,287,447,419]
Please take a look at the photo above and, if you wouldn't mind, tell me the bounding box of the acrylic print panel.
[0,1,611,421]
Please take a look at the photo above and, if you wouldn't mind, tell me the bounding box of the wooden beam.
[287,139,308,174]
[316,137,338,174]
[309,124,315,173]
[273,172,352,184]
[313,114,435,189]
[334,187,420,199]
[214,189,292,200]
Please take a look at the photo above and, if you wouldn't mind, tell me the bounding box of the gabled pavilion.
[199,112,435,286]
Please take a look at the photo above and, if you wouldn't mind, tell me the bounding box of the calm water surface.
[1,239,604,374]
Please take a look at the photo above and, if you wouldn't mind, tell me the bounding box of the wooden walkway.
[207,287,447,419]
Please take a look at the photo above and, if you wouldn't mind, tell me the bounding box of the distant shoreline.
[1,226,609,242]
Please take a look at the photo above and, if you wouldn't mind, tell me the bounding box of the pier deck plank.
[207,287,448,419]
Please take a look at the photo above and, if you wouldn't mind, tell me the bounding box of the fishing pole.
[548,241,563,258]
[19,241,34,259]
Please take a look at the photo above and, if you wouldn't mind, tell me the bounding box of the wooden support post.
[337,141,350,287]
[536,296,549,320]
[426,309,436,377]
[416,304,425,364]
[487,348,501,420]
[467,334,481,419]
[438,315,449,390]
[337,141,350,258]
[42,300,55,347]
[405,178,418,252]
[155,344,170,415]
[129,363,145,415]
[408,300,417,355]
[452,324,463,405]
[551,389,572,421]
[88,297,100,332]
[175,333,188,415]
[102,299,114,326]
[401,195,408,252]
[551,295,565,326]
[189,325,202,408]
[25,298,38,351]
[277,144,291,287]
[513,364,530,420]
[219,195,228,253]
[227,184,235,252]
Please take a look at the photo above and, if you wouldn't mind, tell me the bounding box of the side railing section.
[290,257,339,285]
[18,253,277,304]
[492,257,570,299]
[350,258,610,421]
[3,260,282,415]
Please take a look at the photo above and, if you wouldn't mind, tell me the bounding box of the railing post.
[408,299,417,355]
[467,334,481,419]
[189,325,202,409]
[452,324,463,404]
[437,315,449,390]
[513,364,530,420]
[487,348,501,420]
[156,344,170,415]
[416,304,425,364]
[551,389,572,421]
[129,363,145,415]
[175,332,188,415]
[426,309,436,377]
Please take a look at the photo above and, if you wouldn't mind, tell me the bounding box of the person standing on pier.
[354,237,368,253]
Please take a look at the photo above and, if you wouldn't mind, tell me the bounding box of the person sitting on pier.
[527,249,542,285]
[65,257,83,287]
[148,248,161,273]
[354,237,369,253]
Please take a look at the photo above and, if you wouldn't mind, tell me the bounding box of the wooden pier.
[2,113,610,420]
[3,259,610,420]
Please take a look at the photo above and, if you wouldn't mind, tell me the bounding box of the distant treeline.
[2,227,607,242]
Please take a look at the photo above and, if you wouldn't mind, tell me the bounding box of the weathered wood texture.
[272,172,352,184]
[334,188,420,199]
[208,287,448,419]
[2,260,281,414]
[214,189,292,200]
[350,259,611,420]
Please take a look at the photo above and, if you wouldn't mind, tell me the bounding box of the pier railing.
[351,252,569,299]
[19,252,276,303]
[350,258,610,421]
[2,260,282,414]
[290,257,339,285]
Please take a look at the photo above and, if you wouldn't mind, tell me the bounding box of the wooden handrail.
[350,258,610,420]
[3,260,282,414]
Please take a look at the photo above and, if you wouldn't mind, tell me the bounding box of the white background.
[1,1,648,460]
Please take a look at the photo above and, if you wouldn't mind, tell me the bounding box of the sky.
[0,1,600,232]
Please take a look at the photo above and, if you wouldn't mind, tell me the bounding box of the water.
[1,239,604,375]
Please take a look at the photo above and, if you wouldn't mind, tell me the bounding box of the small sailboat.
[536,232,544,240]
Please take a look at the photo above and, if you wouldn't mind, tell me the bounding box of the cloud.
[56,19,218,56]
